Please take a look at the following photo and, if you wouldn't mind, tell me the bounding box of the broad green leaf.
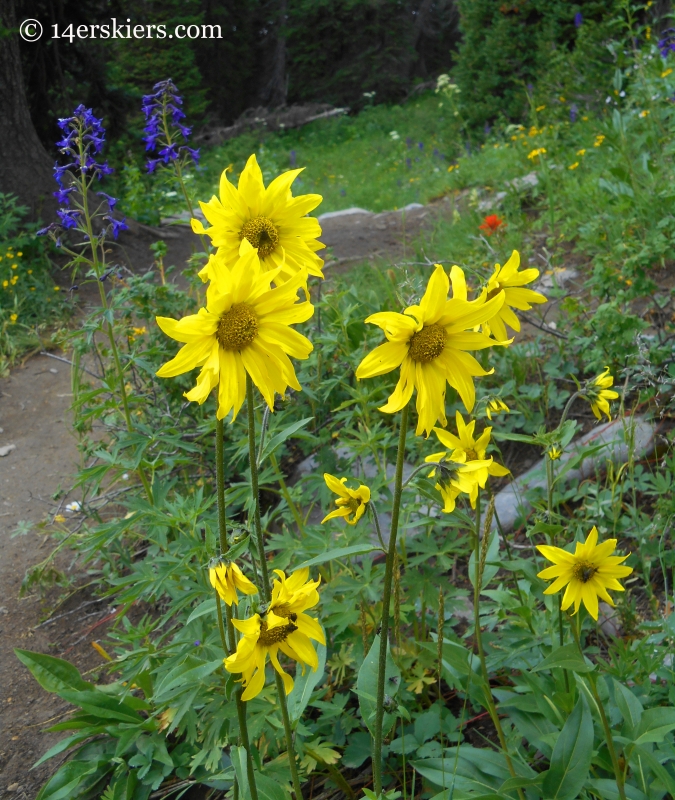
[15,649,92,695]
[231,745,250,800]
[634,706,675,745]
[32,729,106,768]
[153,657,223,701]
[613,679,643,732]
[186,598,217,625]
[542,695,594,800]
[287,639,327,723]
[259,417,313,463]
[35,758,108,800]
[531,643,595,674]
[499,774,544,792]
[631,743,675,796]
[257,774,290,800]
[58,690,143,723]
[356,634,400,738]
[588,779,647,800]
[295,544,381,570]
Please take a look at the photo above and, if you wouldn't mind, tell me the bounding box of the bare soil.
[0,204,440,798]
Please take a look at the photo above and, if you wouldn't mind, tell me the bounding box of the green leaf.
[287,639,327,723]
[153,657,223,702]
[499,774,544,792]
[631,743,675,796]
[58,691,143,723]
[542,695,594,800]
[294,544,381,570]
[356,634,400,738]
[186,598,217,625]
[15,649,92,695]
[531,643,595,674]
[613,679,643,732]
[225,533,252,562]
[259,417,314,464]
[633,706,675,745]
[257,774,290,800]
[230,745,250,800]
[35,758,109,800]
[32,730,106,768]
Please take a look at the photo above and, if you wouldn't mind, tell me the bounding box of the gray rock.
[598,602,622,637]
[492,415,656,533]
[318,207,371,222]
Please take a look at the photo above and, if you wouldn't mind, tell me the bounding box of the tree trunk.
[0,0,57,221]
[266,0,287,108]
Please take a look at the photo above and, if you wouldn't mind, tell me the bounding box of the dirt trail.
[0,203,440,797]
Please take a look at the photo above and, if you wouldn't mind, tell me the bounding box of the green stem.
[569,614,627,800]
[215,418,259,800]
[373,403,409,796]
[274,673,304,800]
[472,490,525,800]
[246,375,270,601]
[78,137,153,504]
[558,390,581,429]
[545,455,569,692]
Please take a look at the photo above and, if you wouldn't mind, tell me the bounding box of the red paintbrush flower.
[479,214,505,235]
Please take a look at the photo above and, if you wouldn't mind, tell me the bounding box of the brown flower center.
[573,562,597,583]
[216,303,259,351]
[258,619,298,647]
[408,324,446,363]
[464,448,478,461]
[240,216,280,257]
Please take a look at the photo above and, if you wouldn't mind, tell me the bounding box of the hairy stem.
[275,673,304,800]
[246,375,270,601]
[373,403,409,796]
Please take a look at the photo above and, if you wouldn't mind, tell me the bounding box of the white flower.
[66,501,81,512]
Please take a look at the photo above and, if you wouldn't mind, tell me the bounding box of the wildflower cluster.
[142,79,200,173]
[39,105,127,241]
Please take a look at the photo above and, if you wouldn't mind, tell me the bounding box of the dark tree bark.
[266,0,288,108]
[0,0,56,220]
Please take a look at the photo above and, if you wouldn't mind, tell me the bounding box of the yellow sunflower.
[355,264,507,436]
[192,154,325,283]
[481,251,547,342]
[485,397,510,420]
[583,366,619,421]
[210,561,258,606]
[424,449,492,514]
[322,474,371,525]
[155,241,313,420]
[426,413,510,510]
[225,568,324,700]
[536,526,633,620]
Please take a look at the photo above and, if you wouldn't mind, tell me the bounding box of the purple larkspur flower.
[54,187,75,205]
[97,192,118,211]
[57,209,81,229]
[570,103,578,123]
[574,12,583,28]
[142,78,196,173]
[104,215,129,239]
[659,30,675,58]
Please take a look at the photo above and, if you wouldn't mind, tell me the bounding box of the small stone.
[8,783,19,791]
[0,444,16,457]
[598,602,622,637]
[49,368,58,374]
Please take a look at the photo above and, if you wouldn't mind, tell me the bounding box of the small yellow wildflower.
[1,280,7,288]
[54,286,60,291]
[486,398,510,420]
[568,162,579,170]
[10,275,18,285]
[662,68,673,78]
[577,149,586,156]
[594,135,605,147]
[536,104,546,112]
[225,569,324,700]
[559,96,566,102]
[210,561,258,606]
[537,526,632,620]
[639,110,650,118]
[527,147,547,160]
[547,445,562,460]
[54,514,66,523]
[11,264,17,270]
[16,252,22,257]
[132,326,147,336]
[27,269,32,274]
[322,474,370,525]
[584,366,619,421]
[10,313,17,323]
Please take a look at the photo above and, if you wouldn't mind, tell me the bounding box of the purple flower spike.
[142,78,196,174]
[57,209,81,229]
[104,215,129,239]
[97,191,118,210]
[574,12,583,28]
